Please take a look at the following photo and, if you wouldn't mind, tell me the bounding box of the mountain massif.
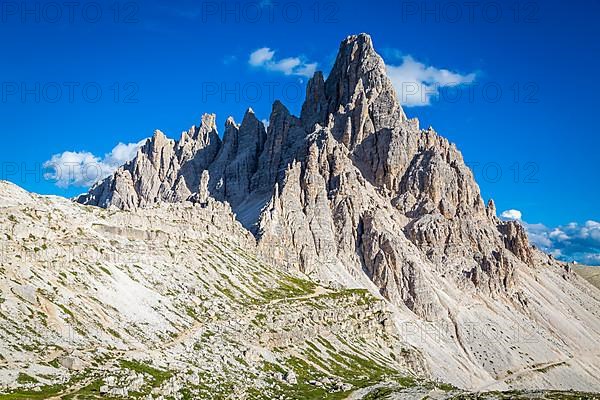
[1,34,600,399]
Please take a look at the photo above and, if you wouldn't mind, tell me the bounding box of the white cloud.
[582,253,600,265]
[295,62,318,78]
[385,54,476,107]
[104,141,146,166]
[549,228,570,241]
[248,47,317,78]
[523,222,553,249]
[43,139,147,188]
[249,48,275,67]
[500,209,522,220]
[502,208,600,265]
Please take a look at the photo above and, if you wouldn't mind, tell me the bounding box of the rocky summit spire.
[208,109,267,208]
[300,71,327,128]
[301,34,406,139]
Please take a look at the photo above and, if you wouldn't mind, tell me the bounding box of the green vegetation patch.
[259,276,317,302]
[0,384,67,399]
[119,359,173,388]
[16,373,38,385]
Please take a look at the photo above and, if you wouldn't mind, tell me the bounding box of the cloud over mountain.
[43,140,147,188]
[501,209,522,220]
[249,47,317,77]
[529,220,600,265]
[501,209,600,265]
[385,53,476,106]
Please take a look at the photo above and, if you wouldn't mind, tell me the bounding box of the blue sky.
[1,0,599,263]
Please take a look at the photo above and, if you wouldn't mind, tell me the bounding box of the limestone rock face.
[74,34,600,391]
[251,101,306,196]
[309,33,407,135]
[359,210,444,321]
[77,33,536,310]
[2,181,424,398]
[177,114,222,191]
[77,115,221,209]
[498,220,534,265]
[209,110,267,208]
[189,170,211,205]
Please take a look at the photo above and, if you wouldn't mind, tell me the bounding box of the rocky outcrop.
[71,35,600,392]
[77,33,536,313]
[209,110,267,208]
[177,114,222,191]
[77,115,221,209]
[498,220,534,265]
[1,181,425,398]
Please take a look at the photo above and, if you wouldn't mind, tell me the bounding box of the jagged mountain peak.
[271,99,291,116]
[301,33,406,133]
[240,107,261,127]
[152,128,167,139]
[225,115,238,127]
[77,33,545,318]
[223,108,261,130]
[42,33,600,393]
[200,112,217,130]
[78,33,487,248]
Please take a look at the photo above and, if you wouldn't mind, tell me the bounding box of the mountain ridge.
[64,33,600,391]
